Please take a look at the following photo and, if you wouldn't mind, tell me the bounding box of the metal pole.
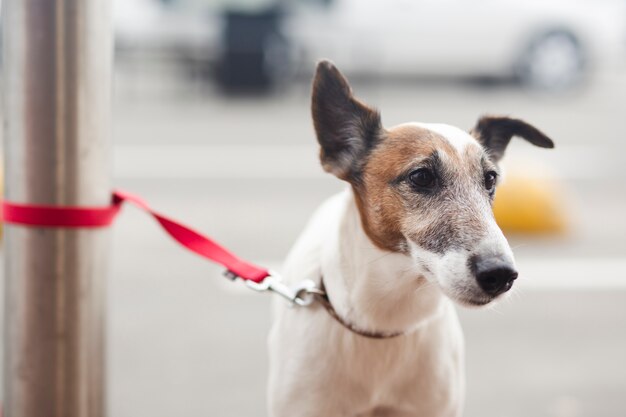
[2,1,111,416]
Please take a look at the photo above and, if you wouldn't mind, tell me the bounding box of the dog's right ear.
[471,115,554,163]
[312,60,382,181]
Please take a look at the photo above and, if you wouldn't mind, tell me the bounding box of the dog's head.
[312,61,554,306]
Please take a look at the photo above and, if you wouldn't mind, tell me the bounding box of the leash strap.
[2,192,405,336]
[1,190,270,283]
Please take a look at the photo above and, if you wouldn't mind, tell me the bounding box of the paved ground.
[2,63,626,416]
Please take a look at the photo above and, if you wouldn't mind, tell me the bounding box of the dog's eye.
[484,171,498,193]
[409,168,437,189]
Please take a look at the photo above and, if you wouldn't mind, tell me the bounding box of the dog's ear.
[471,115,554,162]
[312,60,382,181]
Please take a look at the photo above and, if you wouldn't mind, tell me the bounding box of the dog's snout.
[471,256,518,297]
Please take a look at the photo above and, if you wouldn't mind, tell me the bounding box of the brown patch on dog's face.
[353,124,496,254]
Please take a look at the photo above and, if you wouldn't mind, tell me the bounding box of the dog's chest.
[330,315,463,413]
[269,306,464,417]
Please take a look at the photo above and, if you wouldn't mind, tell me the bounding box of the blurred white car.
[285,0,626,89]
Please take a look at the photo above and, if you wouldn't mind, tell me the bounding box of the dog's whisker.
[399,265,419,274]
[412,280,439,298]
[486,302,506,315]
[366,252,395,265]
[510,287,525,303]
[510,243,529,250]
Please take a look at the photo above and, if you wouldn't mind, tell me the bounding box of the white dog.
[268,61,553,417]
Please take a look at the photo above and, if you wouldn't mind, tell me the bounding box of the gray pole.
[2,1,111,416]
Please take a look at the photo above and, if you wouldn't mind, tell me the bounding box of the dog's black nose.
[471,256,518,297]
[476,266,518,296]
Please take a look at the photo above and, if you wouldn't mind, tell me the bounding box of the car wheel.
[517,31,586,91]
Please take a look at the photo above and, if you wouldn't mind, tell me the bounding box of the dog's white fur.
[268,188,466,417]
[411,122,474,153]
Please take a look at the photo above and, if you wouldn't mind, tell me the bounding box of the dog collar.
[313,278,405,340]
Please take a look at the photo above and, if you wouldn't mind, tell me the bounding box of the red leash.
[1,190,384,336]
[1,190,270,283]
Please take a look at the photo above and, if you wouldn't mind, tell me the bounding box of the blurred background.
[2,0,626,416]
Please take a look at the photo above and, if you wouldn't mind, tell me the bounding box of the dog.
[268,61,554,417]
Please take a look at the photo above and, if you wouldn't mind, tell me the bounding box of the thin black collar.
[313,278,405,340]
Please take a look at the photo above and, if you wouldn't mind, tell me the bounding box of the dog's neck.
[320,190,446,335]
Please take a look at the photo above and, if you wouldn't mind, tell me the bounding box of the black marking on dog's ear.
[471,115,554,162]
[312,60,382,181]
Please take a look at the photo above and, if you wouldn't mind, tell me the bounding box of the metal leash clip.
[224,270,324,307]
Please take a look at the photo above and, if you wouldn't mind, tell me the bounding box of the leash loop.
[2,190,271,283]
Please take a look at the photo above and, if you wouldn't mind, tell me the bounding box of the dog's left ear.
[312,60,382,181]
[471,115,554,162]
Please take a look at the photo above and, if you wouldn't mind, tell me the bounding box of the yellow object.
[493,173,568,235]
